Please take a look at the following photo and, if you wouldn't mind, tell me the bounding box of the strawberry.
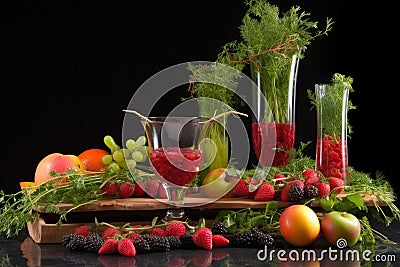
[146,179,160,197]
[192,250,213,267]
[98,238,119,255]
[193,227,213,250]
[74,225,92,237]
[118,238,136,257]
[232,179,252,197]
[158,184,167,199]
[148,227,166,237]
[101,181,118,196]
[127,232,141,242]
[167,257,186,267]
[328,177,344,194]
[118,181,135,198]
[102,226,121,240]
[280,180,305,202]
[279,184,291,202]
[253,183,275,201]
[212,234,229,248]
[165,221,186,238]
[273,173,286,184]
[317,182,330,198]
[133,180,146,197]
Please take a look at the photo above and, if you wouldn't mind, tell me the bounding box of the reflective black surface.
[1,218,399,267]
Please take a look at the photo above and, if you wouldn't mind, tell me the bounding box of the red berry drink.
[316,134,348,182]
[252,122,295,167]
[150,147,203,186]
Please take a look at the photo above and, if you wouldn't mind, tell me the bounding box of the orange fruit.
[78,148,110,172]
[279,204,320,247]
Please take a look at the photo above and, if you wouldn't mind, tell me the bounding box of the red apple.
[34,153,85,185]
[320,211,361,247]
[201,168,237,198]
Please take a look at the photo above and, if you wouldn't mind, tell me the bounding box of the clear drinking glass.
[141,116,214,222]
[315,83,350,185]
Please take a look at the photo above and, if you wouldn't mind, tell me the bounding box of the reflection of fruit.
[320,211,361,247]
[78,148,110,172]
[201,168,233,198]
[34,153,85,185]
[279,205,320,247]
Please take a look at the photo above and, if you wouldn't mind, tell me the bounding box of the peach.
[34,153,85,185]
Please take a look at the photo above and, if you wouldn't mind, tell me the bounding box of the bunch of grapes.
[102,135,148,172]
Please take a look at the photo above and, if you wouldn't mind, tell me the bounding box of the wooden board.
[32,194,383,213]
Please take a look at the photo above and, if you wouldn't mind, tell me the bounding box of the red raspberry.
[328,177,345,194]
[253,183,275,201]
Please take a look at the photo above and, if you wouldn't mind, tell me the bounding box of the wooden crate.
[27,195,382,243]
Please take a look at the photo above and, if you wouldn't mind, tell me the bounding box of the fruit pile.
[231,168,345,202]
[62,220,275,258]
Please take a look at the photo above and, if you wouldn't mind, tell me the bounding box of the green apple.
[321,211,361,247]
[201,168,237,198]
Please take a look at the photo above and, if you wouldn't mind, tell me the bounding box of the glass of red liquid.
[142,116,213,222]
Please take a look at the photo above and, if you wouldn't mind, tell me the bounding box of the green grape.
[108,162,120,172]
[131,150,145,162]
[136,136,147,147]
[104,135,120,152]
[112,149,125,162]
[126,159,137,170]
[126,139,136,150]
[122,148,131,159]
[102,155,113,165]
[118,160,128,169]
[135,145,148,157]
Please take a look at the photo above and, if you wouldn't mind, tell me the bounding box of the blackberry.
[83,233,104,253]
[179,233,197,249]
[134,236,151,253]
[166,236,182,249]
[289,184,304,202]
[251,228,274,248]
[65,234,86,251]
[142,234,170,252]
[211,221,228,236]
[304,184,319,199]
[230,230,254,248]
[62,234,75,247]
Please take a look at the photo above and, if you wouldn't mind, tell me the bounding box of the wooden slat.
[32,194,384,213]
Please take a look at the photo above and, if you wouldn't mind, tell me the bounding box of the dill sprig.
[308,73,356,137]
[0,168,151,238]
[225,0,333,123]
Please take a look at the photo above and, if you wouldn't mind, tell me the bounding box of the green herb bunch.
[186,54,244,181]
[308,73,356,138]
[225,0,333,123]
[0,168,151,238]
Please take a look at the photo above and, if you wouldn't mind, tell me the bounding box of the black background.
[1,1,399,197]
